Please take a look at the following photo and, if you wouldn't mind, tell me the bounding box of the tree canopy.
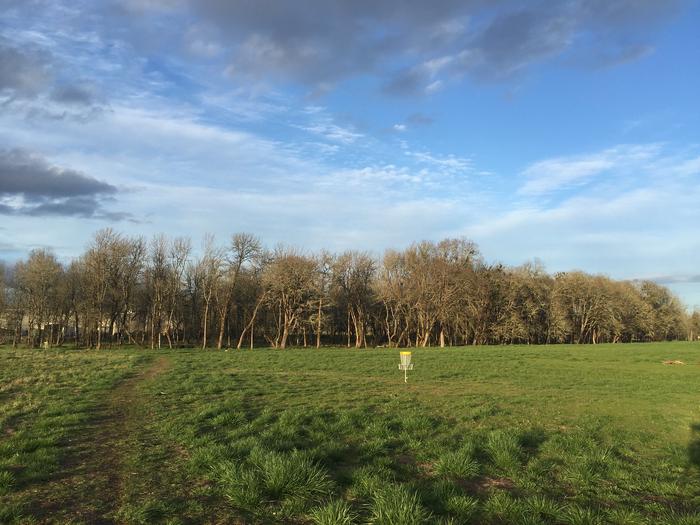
[0,230,693,349]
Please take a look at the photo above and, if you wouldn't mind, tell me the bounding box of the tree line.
[0,229,697,349]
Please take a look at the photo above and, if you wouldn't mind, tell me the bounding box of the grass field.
[1,343,699,524]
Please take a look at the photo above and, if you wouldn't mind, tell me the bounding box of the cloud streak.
[108,0,681,96]
[0,38,51,98]
[519,144,662,195]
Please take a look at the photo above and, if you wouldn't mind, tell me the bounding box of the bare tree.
[263,248,316,349]
[147,235,168,349]
[14,249,63,347]
[84,229,125,349]
[639,281,686,341]
[214,233,261,350]
[2,230,691,349]
[313,251,333,348]
[332,251,376,348]
[196,234,223,349]
[115,237,146,346]
[689,310,700,341]
[3,265,24,348]
[376,250,409,347]
[235,269,267,350]
[164,237,191,347]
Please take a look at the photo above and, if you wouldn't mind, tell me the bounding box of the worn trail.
[32,356,172,524]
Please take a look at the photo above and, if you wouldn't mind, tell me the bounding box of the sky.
[0,0,699,309]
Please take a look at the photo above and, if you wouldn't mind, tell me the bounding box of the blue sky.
[1,0,699,308]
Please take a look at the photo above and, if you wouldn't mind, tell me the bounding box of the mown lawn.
[1,342,699,524]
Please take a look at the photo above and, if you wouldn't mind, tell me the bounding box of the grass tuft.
[486,430,522,472]
[523,494,563,522]
[218,460,264,511]
[309,499,356,525]
[562,505,603,525]
[0,469,15,495]
[444,494,479,521]
[605,508,648,525]
[218,449,334,518]
[659,511,700,525]
[483,492,523,523]
[434,441,480,479]
[368,484,430,525]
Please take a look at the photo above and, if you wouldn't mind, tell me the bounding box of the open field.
[1,343,699,524]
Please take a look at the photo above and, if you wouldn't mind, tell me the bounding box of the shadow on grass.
[519,426,548,457]
[689,423,700,469]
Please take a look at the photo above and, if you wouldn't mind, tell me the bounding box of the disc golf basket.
[398,351,414,383]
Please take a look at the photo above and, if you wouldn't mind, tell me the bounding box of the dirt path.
[33,356,172,524]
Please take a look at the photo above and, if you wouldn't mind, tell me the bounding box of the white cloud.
[300,122,363,144]
[405,149,472,174]
[466,145,700,299]
[186,31,223,58]
[0,90,489,259]
[425,80,444,94]
[519,144,662,195]
[669,155,700,177]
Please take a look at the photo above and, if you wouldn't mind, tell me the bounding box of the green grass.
[1,342,700,524]
[0,348,147,523]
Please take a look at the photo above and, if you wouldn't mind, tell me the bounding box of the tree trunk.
[167,312,175,349]
[108,318,116,347]
[316,298,322,348]
[96,314,102,350]
[421,330,430,348]
[216,304,227,350]
[119,309,129,347]
[281,324,289,349]
[237,294,265,350]
[351,310,363,348]
[150,309,155,350]
[274,303,282,348]
[202,301,210,350]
